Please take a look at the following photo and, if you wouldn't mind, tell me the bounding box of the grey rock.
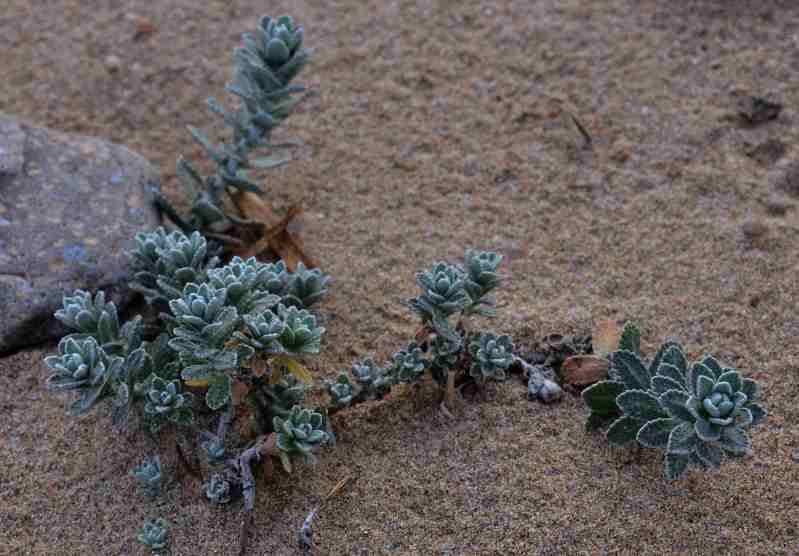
[0,113,160,354]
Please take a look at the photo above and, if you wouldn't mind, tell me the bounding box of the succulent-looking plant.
[463,249,504,316]
[235,310,285,351]
[204,473,232,505]
[408,262,469,323]
[44,15,330,554]
[131,456,163,497]
[54,290,122,351]
[143,376,194,426]
[274,405,328,472]
[276,304,325,355]
[469,333,513,381]
[582,328,767,480]
[325,374,355,409]
[389,342,429,384]
[201,437,227,464]
[44,336,122,416]
[130,228,219,304]
[207,256,281,314]
[138,518,169,553]
[150,14,312,244]
[282,262,331,308]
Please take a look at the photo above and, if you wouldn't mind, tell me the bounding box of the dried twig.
[235,434,279,556]
[297,477,354,555]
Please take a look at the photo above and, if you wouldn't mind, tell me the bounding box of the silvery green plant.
[201,437,227,464]
[138,518,169,553]
[388,342,429,384]
[204,473,233,505]
[282,262,330,308]
[45,336,122,416]
[207,256,281,314]
[276,304,325,356]
[131,456,163,497]
[469,333,513,381]
[150,15,312,245]
[326,250,514,414]
[130,228,220,305]
[143,376,194,427]
[274,405,329,472]
[582,325,767,480]
[44,15,334,552]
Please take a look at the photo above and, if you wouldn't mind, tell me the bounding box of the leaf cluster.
[150,15,312,245]
[582,325,767,480]
[325,250,515,412]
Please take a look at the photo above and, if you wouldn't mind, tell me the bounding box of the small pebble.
[105,55,122,74]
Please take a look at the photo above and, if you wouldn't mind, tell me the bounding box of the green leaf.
[694,417,721,441]
[611,350,650,390]
[636,418,680,449]
[658,389,695,422]
[606,416,645,446]
[661,345,688,376]
[651,375,684,395]
[665,452,690,481]
[695,440,723,470]
[696,375,714,399]
[717,370,741,393]
[616,390,665,420]
[747,403,767,426]
[666,422,697,455]
[618,322,640,355]
[719,426,752,456]
[585,411,611,432]
[656,363,687,388]
[649,341,679,377]
[701,356,723,378]
[67,386,106,416]
[206,375,232,410]
[740,378,759,401]
[687,363,715,398]
[582,381,625,417]
[169,407,195,426]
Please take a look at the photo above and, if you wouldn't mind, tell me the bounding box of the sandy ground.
[2,0,799,554]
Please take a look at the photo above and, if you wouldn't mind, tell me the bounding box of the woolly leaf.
[694,417,721,441]
[651,375,684,395]
[618,322,640,355]
[719,426,752,456]
[606,416,645,446]
[665,452,690,481]
[611,350,650,390]
[666,422,696,455]
[747,403,767,426]
[616,390,665,420]
[661,344,688,377]
[582,381,626,416]
[636,418,679,449]
[658,390,694,422]
[206,375,232,410]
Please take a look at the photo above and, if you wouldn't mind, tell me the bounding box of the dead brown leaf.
[232,191,316,271]
[593,319,622,358]
[561,355,609,387]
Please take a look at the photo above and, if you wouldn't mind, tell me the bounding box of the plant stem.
[235,433,279,555]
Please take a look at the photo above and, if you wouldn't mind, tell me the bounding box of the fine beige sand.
[2,1,798,554]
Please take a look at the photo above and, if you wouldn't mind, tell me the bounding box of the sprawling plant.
[324,250,514,415]
[47,228,329,552]
[582,325,767,480]
[150,15,311,247]
[41,14,333,553]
